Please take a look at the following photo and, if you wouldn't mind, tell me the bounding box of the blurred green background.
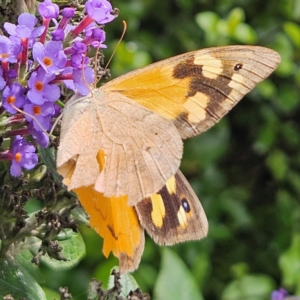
[40,0,300,299]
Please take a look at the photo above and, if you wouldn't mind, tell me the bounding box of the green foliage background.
[4,0,300,299]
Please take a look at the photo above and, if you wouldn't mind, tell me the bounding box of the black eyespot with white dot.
[181,198,191,213]
[234,63,243,71]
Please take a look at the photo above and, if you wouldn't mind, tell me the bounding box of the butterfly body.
[56,45,281,273]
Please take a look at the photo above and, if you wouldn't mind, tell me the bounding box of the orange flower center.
[35,81,44,92]
[14,152,22,162]
[43,57,52,66]
[7,96,16,104]
[33,106,41,115]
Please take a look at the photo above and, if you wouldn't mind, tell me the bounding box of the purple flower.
[0,68,6,90]
[51,28,65,41]
[27,68,60,104]
[0,36,20,63]
[10,135,38,177]
[38,0,59,19]
[53,103,61,117]
[24,101,55,131]
[85,0,116,24]
[63,66,94,95]
[4,13,45,39]
[7,69,17,81]
[83,27,107,48]
[73,41,87,54]
[271,288,289,300]
[58,8,75,30]
[33,41,67,74]
[70,53,89,69]
[62,7,75,18]
[2,83,27,114]
[28,123,50,148]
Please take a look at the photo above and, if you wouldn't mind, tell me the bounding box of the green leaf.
[279,233,300,291]
[107,267,140,298]
[41,230,86,270]
[227,7,245,29]
[256,80,278,99]
[284,21,300,47]
[195,11,220,33]
[233,23,257,44]
[266,150,289,180]
[276,84,300,113]
[0,258,46,299]
[154,248,204,300]
[16,250,44,284]
[42,287,61,300]
[221,274,275,300]
[38,146,63,185]
[110,41,152,76]
[108,266,139,300]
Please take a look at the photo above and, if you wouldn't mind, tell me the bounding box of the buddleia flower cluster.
[0,0,117,177]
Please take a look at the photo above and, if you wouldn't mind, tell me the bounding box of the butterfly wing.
[57,92,183,205]
[102,46,281,139]
[73,169,207,273]
[57,46,280,204]
[73,186,145,273]
[135,170,208,245]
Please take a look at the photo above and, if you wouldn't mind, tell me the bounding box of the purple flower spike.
[33,41,67,74]
[10,135,38,177]
[27,68,60,105]
[2,83,27,114]
[85,0,116,24]
[38,0,59,19]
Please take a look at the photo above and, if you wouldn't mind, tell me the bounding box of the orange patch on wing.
[104,64,191,121]
[73,186,144,272]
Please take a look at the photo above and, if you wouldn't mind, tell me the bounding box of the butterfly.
[56,45,280,273]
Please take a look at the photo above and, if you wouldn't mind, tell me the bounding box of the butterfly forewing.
[102,46,281,139]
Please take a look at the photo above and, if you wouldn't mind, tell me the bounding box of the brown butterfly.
[56,45,280,272]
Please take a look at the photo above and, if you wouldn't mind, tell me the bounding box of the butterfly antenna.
[50,112,63,135]
[96,20,127,86]
[80,54,93,95]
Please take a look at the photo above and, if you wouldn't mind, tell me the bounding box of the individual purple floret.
[10,135,38,177]
[2,83,27,114]
[27,68,60,104]
[33,41,67,74]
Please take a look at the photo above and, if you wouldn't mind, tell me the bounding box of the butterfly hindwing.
[135,170,208,245]
[73,186,145,273]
